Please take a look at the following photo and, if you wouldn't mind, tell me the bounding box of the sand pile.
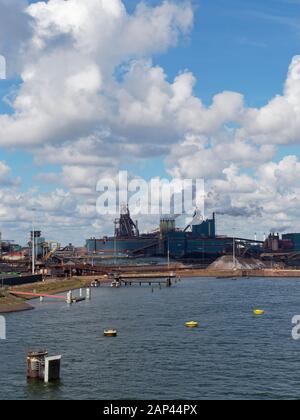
[209,256,266,270]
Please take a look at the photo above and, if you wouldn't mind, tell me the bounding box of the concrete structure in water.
[27,350,61,383]
[27,351,48,380]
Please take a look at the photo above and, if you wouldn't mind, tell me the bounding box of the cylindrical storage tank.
[160,218,175,239]
[272,237,279,252]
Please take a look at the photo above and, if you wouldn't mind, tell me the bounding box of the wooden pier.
[115,273,177,288]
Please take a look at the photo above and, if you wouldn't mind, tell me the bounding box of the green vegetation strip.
[10,277,89,299]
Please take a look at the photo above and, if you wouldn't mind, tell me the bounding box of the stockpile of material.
[209,256,266,270]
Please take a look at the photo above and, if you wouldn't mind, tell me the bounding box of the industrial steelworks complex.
[86,207,300,267]
[2,207,300,285]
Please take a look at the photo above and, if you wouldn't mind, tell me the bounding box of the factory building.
[86,208,262,265]
[282,234,300,253]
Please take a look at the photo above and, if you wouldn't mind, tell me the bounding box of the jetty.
[10,291,66,300]
[114,273,176,287]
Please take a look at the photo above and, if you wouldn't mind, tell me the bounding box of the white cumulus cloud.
[0,0,300,242]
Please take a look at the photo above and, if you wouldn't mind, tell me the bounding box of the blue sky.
[125,0,300,178]
[1,0,300,186]
[145,0,300,106]
[1,0,300,244]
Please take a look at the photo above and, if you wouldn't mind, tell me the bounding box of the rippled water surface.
[1,277,300,400]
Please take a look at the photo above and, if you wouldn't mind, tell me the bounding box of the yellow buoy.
[253,309,265,316]
[185,321,199,328]
[104,329,118,337]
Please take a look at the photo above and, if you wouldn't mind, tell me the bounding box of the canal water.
[1,277,300,400]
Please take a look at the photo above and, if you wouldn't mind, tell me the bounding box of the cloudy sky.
[0,0,300,245]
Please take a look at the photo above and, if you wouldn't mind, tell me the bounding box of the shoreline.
[0,302,34,314]
[177,268,300,278]
[0,277,90,314]
[1,268,300,314]
[0,293,35,314]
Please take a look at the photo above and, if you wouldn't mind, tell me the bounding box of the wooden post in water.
[66,291,72,304]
